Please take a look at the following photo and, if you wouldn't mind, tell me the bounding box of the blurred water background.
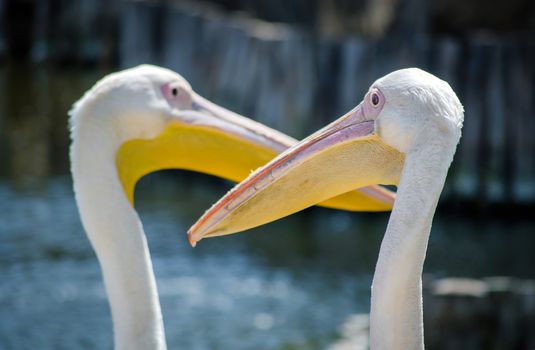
[0,0,534,349]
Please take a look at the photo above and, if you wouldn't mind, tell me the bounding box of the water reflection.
[1,174,533,349]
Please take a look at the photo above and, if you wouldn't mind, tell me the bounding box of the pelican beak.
[116,93,396,213]
[187,103,405,246]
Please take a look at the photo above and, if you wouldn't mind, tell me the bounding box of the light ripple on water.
[0,178,367,350]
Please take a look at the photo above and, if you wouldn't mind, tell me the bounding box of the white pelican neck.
[71,113,167,350]
[369,130,459,350]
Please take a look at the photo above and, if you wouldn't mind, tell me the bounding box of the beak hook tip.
[187,231,197,248]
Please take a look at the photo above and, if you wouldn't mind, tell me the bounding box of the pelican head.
[70,64,292,204]
[372,68,463,152]
[188,68,464,243]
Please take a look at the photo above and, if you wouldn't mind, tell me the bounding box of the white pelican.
[69,64,395,350]
[188,68,464,349]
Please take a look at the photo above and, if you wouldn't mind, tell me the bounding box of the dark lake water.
[1,173,534,350]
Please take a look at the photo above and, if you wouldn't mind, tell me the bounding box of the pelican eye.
[371,92,380,106]
[162,83,193,110]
